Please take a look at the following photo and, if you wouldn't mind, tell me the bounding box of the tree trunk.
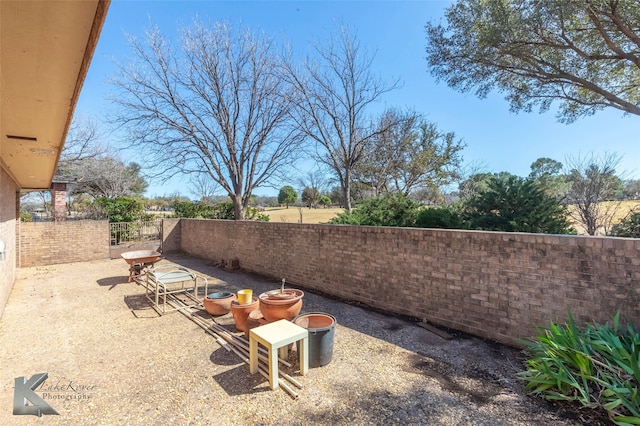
[231,194,246,220]
[343,185,352,213]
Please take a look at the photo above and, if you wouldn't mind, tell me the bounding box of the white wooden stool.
[249,319,308,389]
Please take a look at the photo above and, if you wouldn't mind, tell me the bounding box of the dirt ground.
[0,254,610,425]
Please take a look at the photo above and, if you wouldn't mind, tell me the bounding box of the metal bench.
[145,266,207,315]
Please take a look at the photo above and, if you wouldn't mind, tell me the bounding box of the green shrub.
[245,206,269,222]
[463,174,575,234]
[415,205,463,229]
[519,312,640,425]
[209,202,234,219]
[94,197,145,222]
[611,212,640,238]
[328,193,419,227]
[173,200,268,221]
[19,211,33,222]
[172,200,214,218]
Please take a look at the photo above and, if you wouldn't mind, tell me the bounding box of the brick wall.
[0,167,18,318]
[162,218,181,253]
[19,221,110,267]
[177,219,640,346]
[50,182,67,221]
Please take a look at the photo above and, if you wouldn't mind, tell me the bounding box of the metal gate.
[109,219,162,257]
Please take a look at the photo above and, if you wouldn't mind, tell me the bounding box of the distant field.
[263,207,344,223]
[262,201,640,232]
[568,200,640,235]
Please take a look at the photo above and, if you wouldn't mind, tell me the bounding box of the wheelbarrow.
[121,250,162,282]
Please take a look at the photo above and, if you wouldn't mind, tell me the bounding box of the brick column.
[50,182,67,222]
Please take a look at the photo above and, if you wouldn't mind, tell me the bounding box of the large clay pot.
[203,292,235,316]
[230,297,259,332]
[258,289,304,322]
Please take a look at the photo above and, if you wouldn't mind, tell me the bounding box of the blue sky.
[76,0,640,198]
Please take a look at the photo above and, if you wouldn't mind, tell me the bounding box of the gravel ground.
[0,254,606,425]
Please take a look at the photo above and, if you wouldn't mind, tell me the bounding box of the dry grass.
[263,201,640,231]
[263,206,344,223]
[568,200,640,235]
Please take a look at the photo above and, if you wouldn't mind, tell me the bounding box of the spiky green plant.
[519,312,640,425]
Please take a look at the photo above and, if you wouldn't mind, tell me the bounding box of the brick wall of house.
[177,219,640,346]
[0,167,18,318]
[19,221,110,267]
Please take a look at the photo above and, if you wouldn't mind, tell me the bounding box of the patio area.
[0,254,589,425]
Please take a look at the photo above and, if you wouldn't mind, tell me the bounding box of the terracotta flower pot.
[203,292,235,316]
[230,297,259,332]
[258,289,304,322]
[244,309,266,339]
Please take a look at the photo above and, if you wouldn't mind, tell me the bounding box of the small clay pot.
[244,309,265,339]
[230,297,259,332]
[203,292,235,316]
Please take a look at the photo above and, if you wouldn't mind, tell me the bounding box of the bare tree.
[283,27,399,212]
[298,170,328,207]
[111,20,303,219]
[21,114,108,212]
[357,109,464,199]
[189,173,218,204]
[59,115,108,169]
[565,153,624,235]
[70,157,148,199]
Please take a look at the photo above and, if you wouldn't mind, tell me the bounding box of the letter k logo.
[13,373,59,416]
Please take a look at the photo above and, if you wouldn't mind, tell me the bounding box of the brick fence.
[19,221,110,267]
[16,218,640,346]
[177,219,640,346]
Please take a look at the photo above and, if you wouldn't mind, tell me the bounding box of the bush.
[19,211,33,222]
[94,197,145,222]
[210,202,234,219]
[415,205,463,229]
[464,174,575,234]
[173,200,268,221]
[519,312,640,425]
[172,200,214,218]
[329,193,419,227]
[611,211,640,238]
[245,207,269,222]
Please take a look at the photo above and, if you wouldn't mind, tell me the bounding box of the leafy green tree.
[464,174,574,234]
[94,197,145,222]
[318,195,332,207]
[278,186,298,208]
[329,192,419,227]
[611,211,640,238]
[426,0,640,122]
[528,157,568,200]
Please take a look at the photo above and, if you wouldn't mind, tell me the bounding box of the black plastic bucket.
[293,312,336,368]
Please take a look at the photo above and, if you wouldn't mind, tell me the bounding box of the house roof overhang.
[0,0,110,191]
